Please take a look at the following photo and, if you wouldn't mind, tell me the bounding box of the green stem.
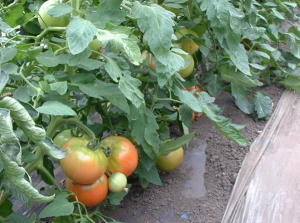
[35,27,66,43]
[37,165,62,191]
[71,0,80,16]
[47,116,96,140]
[66,65,76,76]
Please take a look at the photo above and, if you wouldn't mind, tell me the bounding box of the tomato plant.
[108,172,127,193]
[61,138,107,184]
[65,174,108,207]
[99,136,138,177]
[38,0,70,29]
[156,146,184,172]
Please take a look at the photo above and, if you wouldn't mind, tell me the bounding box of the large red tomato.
[156,147,184,172]
[65,174,108,207]
[186,85,201,98]
[61,138,107,184]
[99,136,138,177]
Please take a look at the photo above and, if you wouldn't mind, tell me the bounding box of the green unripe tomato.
[108,173,127,193]
[175,28,199,55]
[178,53,195,78]
[156,147,184,172]
[38,0,70,29]
[88,39,102,58]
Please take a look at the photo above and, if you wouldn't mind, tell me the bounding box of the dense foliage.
[1,0,300,221]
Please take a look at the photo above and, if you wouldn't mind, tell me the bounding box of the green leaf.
[132,2,175,65]
[103,55,123,82]
[154,52,184,88]
[1,63,18,76]
[0,48,17,64]
[280,76,300,93]
[231,84,253,114]
[288,33,300,59]
[12,86,31,103]
[96,26,142,65]
[0,199,13,218]
[0,97,46,143]
[159,132,195,156]
[4,213,31,223]
[253,91,272,119]
[220,66,258,87]
[50,81,68,95]
[79,80,130,114]
[67,48,91,66]
[38,192,74,218]
[173,86,202,113]
[197,92,249,146]
[119,74,145,110]
[242,27,266,40]
[36,51,59,67]
[85,6,127,29]
[0,150,55,203]
[0,109,22,165]
[203,72,223,97]
[36,101,76,116]
[128,107,160,159]
[77,58,104,71]
[3,4,24,28]
[66,17,97,55]
[135,162,162,186]
[106,184,131,205]
[179,104,193,128]
[0,71,9,94]
[47,3,73,17]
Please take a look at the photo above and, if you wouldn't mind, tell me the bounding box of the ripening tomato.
[65,174,108,207]
[186,85,201,98]
[61,138,107,184]
[99,136,138,177]
[53,129,90,149]
[38,0,70,29]
[156,147,184,172]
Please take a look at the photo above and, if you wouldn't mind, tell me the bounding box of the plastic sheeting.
[222,90,300,223]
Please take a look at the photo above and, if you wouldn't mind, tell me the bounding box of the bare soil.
[102,84,285,223]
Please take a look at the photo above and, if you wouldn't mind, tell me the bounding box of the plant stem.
[47,116,96,139]
[37,165,62,191]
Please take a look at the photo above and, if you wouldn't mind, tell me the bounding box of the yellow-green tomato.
[108,172,127,193]
[38,0,70,29]
[178,53,195,78]
[88,39,102,58]
[175,28,199,55]
[156,147,184,172]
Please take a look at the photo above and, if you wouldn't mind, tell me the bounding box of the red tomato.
[99,136,138,177]
[61,138,107,184]
[186,85,201,98]
[65,174,108,207]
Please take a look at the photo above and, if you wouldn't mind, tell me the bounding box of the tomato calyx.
[100,146,112,158]
[86,139,100,151]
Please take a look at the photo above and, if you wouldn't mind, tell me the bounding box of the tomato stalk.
[70,0,80,15]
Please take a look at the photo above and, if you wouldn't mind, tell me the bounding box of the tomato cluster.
[54,132,138,207]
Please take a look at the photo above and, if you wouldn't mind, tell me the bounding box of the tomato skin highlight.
[53,129,90,149]
[65,174,108,207]
[99,136,138,177]
[61,138,107,184]
[108,172,127,193]
[156,147,184,172]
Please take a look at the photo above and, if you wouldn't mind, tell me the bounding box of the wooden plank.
[222,90,300,223]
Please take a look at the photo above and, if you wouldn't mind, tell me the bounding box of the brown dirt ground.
[101,84,285,223]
